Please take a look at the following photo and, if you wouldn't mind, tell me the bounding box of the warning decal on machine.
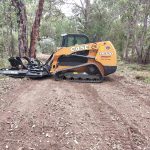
[99,52,113,56]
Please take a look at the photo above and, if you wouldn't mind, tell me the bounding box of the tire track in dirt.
[74,83,134,149]
[90,75,150,149]
[0,79,111,149]
[49,81,133,150]
[106,75,150,107]
[0,75,149,150]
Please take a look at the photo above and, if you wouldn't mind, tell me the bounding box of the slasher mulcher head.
[0,56,51,78]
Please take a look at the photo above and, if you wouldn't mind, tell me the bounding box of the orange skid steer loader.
[0,34,117,83]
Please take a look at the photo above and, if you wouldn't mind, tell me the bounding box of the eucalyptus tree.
[29,0,45,58]
[11,0,28,57]
[0,0,18,57]
[120,0,150,63]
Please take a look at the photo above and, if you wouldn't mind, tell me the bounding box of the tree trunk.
[11,0,28,57]
[143,46,150,64]
[84,0,91,33]
[29,0,45,58]
[10,5,15,57]
[134,1,150,64]
[123,32,129,61]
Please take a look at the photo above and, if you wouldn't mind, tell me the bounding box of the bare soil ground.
[0,73,150,150]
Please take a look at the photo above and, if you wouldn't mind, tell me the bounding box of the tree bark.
[123,31,129,61]
[11,0,28,57]
[9,5,15,57]
[143,46,150,64]
[133,0,150,64]
[29,0,45,58]
[84,0,91,33]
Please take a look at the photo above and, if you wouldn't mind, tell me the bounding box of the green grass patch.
[117,60,150,84]
[129,64,150,71]
[144,77,150,83]
[0,58,10,80]
[0,58,9,68]
[0,59,5,68]
[135,75,150,83]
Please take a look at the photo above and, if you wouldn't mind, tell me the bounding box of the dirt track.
[0,74,150,150]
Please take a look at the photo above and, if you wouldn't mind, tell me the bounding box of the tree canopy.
[0,0,150,63]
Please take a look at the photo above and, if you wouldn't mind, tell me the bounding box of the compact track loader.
[0,34,117,82]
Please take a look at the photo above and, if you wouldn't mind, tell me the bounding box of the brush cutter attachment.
[0,57,51,78]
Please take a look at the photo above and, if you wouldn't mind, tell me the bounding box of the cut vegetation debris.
[118,61,150,84]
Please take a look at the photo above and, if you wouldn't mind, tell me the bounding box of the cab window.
[76,36,88,45]
[61,35,89,47]
[68,36,76,47]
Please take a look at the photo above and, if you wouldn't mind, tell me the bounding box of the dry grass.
[117,61,150,84]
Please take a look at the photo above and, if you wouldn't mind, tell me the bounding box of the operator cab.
[61,34,90,47]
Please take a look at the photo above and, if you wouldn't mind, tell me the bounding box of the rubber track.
[54,63,104,83]
[63,76,104,83]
